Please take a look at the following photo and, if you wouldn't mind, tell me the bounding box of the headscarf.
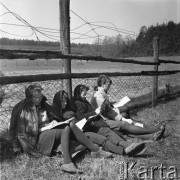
[52,90,76,119]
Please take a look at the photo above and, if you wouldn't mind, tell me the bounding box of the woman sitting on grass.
[73,84,148,157]
[53,90,144,157]
[90,75,165,140]
[9,84,112,174]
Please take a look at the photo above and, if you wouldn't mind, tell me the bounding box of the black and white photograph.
[0,0,180,179]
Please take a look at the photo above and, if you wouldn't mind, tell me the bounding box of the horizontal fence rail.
[0,49,158,65]
[1,49,180,65]
[0,71,180,85]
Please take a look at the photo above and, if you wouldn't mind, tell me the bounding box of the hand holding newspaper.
[113,96,131,108]
[113,96,144,127]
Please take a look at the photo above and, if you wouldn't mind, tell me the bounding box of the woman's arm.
[9,102,23,152]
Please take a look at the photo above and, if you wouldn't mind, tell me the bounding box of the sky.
[0,0,179,44]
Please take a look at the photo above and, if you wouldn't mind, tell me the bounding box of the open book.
[76,114,98,131]
[113,96,131,108]
[40,117,74,132]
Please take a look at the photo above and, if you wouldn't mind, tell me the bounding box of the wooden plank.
[152,37,159,106]
[0,71,179,85]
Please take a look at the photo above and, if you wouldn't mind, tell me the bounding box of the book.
[76,114,98,130]
[40,117,74,132]
[76,99,108,131]
[113,96,131,108]
[76,118,87,130]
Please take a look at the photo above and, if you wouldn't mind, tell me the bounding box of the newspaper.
[113,96,131,108]
[76,114,98,130]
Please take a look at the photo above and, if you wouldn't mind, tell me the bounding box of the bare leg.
[60,126,72,164]
[69,121,99,152]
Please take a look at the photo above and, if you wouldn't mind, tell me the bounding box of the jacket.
[74,98,109,129]
[91,87,122,121]
[9,96,61,156]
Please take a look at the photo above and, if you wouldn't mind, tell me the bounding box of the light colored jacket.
[9,96,61,156]
[91,87,122,121]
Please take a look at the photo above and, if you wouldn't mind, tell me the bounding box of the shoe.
[125,142,146,156]
[91,147,113,158]
[61,163,82,174]
[153,125,165,141]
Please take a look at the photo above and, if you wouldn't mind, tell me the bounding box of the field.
[0,56,180,179]
[0,56,180,76]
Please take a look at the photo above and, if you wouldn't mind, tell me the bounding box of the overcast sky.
[0,0,179,44]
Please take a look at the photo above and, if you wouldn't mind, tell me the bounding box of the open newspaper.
[40,117,74,132]
[113,96,131,108]
[113,96,144,127]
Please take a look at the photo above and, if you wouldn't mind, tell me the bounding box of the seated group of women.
[9,75,165,173]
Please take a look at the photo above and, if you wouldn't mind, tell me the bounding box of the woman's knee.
[69,121,75,128]
[63,125,71,134]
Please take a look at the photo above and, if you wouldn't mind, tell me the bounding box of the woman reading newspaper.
[90,75,165,140]
[9,84,113,174]
[73,84,148,157]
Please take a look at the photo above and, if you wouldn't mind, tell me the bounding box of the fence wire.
[0,73,179,130]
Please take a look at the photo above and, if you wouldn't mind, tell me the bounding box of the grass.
[1,97,180,180]
[0,56,179,179]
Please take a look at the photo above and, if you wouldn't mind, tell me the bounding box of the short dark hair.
[74,84,89,100]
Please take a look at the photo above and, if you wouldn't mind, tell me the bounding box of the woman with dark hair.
[90,75,165,140]
[73,84,148,157]
[9,84,112,174]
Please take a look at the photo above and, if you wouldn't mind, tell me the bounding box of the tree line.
[0,21,179,57]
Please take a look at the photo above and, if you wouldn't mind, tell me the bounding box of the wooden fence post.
[59,0,72,97]
[152,37,159,106]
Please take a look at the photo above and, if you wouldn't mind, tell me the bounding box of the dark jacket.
[74,98,109,130]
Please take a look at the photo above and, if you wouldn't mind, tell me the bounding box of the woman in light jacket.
[90,75,165,140]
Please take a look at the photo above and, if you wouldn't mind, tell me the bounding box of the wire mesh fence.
[1,72,179,131]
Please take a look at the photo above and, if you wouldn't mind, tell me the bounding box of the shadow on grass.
[129,86,180,115]
[0,129,16,162]
[72,149,89,165]
[134,153,154,158]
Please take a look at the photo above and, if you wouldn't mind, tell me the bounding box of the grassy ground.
[1,97,180,180]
